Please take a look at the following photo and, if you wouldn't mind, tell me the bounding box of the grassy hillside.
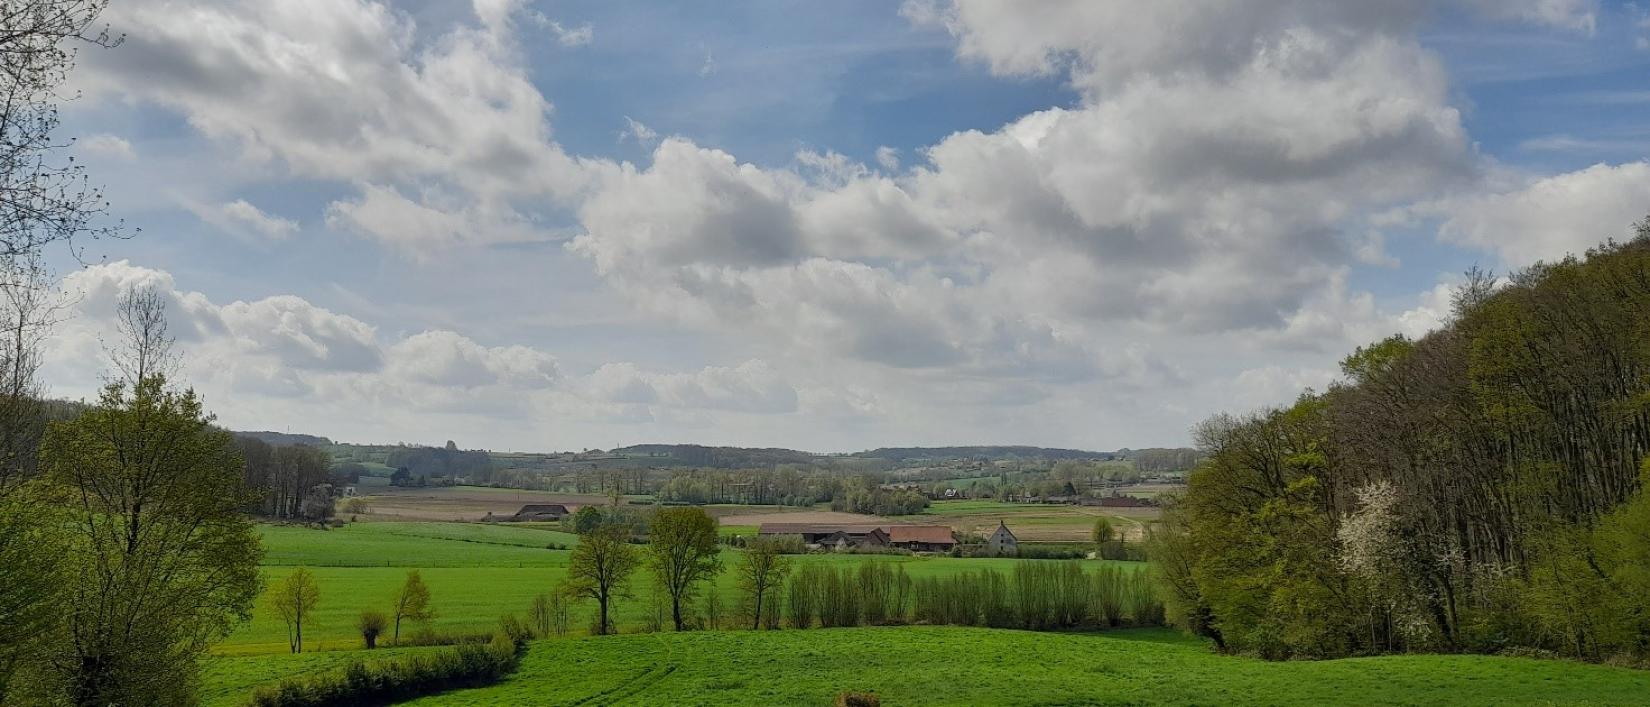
[207,523,1650,705]
[396,626,1650,706]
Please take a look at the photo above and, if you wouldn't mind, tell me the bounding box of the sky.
[35,0,1650,452]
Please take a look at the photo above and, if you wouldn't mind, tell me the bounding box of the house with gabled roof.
[985,520,1018,556]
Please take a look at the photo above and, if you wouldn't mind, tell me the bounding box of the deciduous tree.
[564,525,639,635]
[738,536,789,630]
[391,570,435,643]
[648,507,722,631]
[40,370,262,704]
[357,611,386,649]
[270,568,320,654]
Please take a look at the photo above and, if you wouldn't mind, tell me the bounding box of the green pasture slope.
[208,522,1650,705]
[223,521,1136,655]
[401,626,1650,706]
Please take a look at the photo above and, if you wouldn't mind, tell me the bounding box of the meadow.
[394,626,1650,706]
[226,521,1137,655]
[205,520,1650,705]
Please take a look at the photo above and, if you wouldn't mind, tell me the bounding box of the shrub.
[1016,544,1088,560]
[1054,562,1090,627]
[1091,566,1126,627]
[528,594,551,637]
[247,629,524,707]
[497,614,532,646]
[357,611,387,649]
[815,566,862,628]
[764,534,808,555]
[392,628,495,648]
[858,562,897,625]
[761,587,784,629]
[1126,571,1166,627]
[787,565,819,629]
[836,691,881,707]
[703,585,723,630]
[1013,562,1056,629]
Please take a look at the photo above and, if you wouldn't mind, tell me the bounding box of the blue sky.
[38,0,1650,452]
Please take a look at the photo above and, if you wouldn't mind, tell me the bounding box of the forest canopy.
[1157,221,1650,662]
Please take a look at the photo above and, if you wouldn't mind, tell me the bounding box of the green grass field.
[205,521,1650,706]
[392,626,1650,706]
[226,521,1137,655]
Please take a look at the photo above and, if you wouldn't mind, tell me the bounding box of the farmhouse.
[984,520,1018,556]
[509,504,570,521]
[757,523,956,552]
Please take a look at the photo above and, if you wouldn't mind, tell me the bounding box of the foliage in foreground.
[26,372,263,705]
[391,626,1650,707]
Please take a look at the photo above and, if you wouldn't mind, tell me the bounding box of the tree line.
[237,437,333,520]
[1154,225,1650,662]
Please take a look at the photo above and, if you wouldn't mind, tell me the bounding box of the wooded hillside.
[1159,222,1650,662]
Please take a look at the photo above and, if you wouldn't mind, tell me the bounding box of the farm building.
[984,520,1018,556]
[818,527,890,550]
[757,523,955,552]
[886,525,957,552]
[509,504,570,521]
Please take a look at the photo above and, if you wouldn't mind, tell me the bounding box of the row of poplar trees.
[1154,222,1650,662]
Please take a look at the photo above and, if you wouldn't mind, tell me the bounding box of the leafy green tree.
[270,568,321,653]
[391,570,435,642]
[569,505,603,534]
[564,525,639,635]
[649,507,722,631]
[738,536,790,630]
[1092,517,1115,546]
[39,373,262,705]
